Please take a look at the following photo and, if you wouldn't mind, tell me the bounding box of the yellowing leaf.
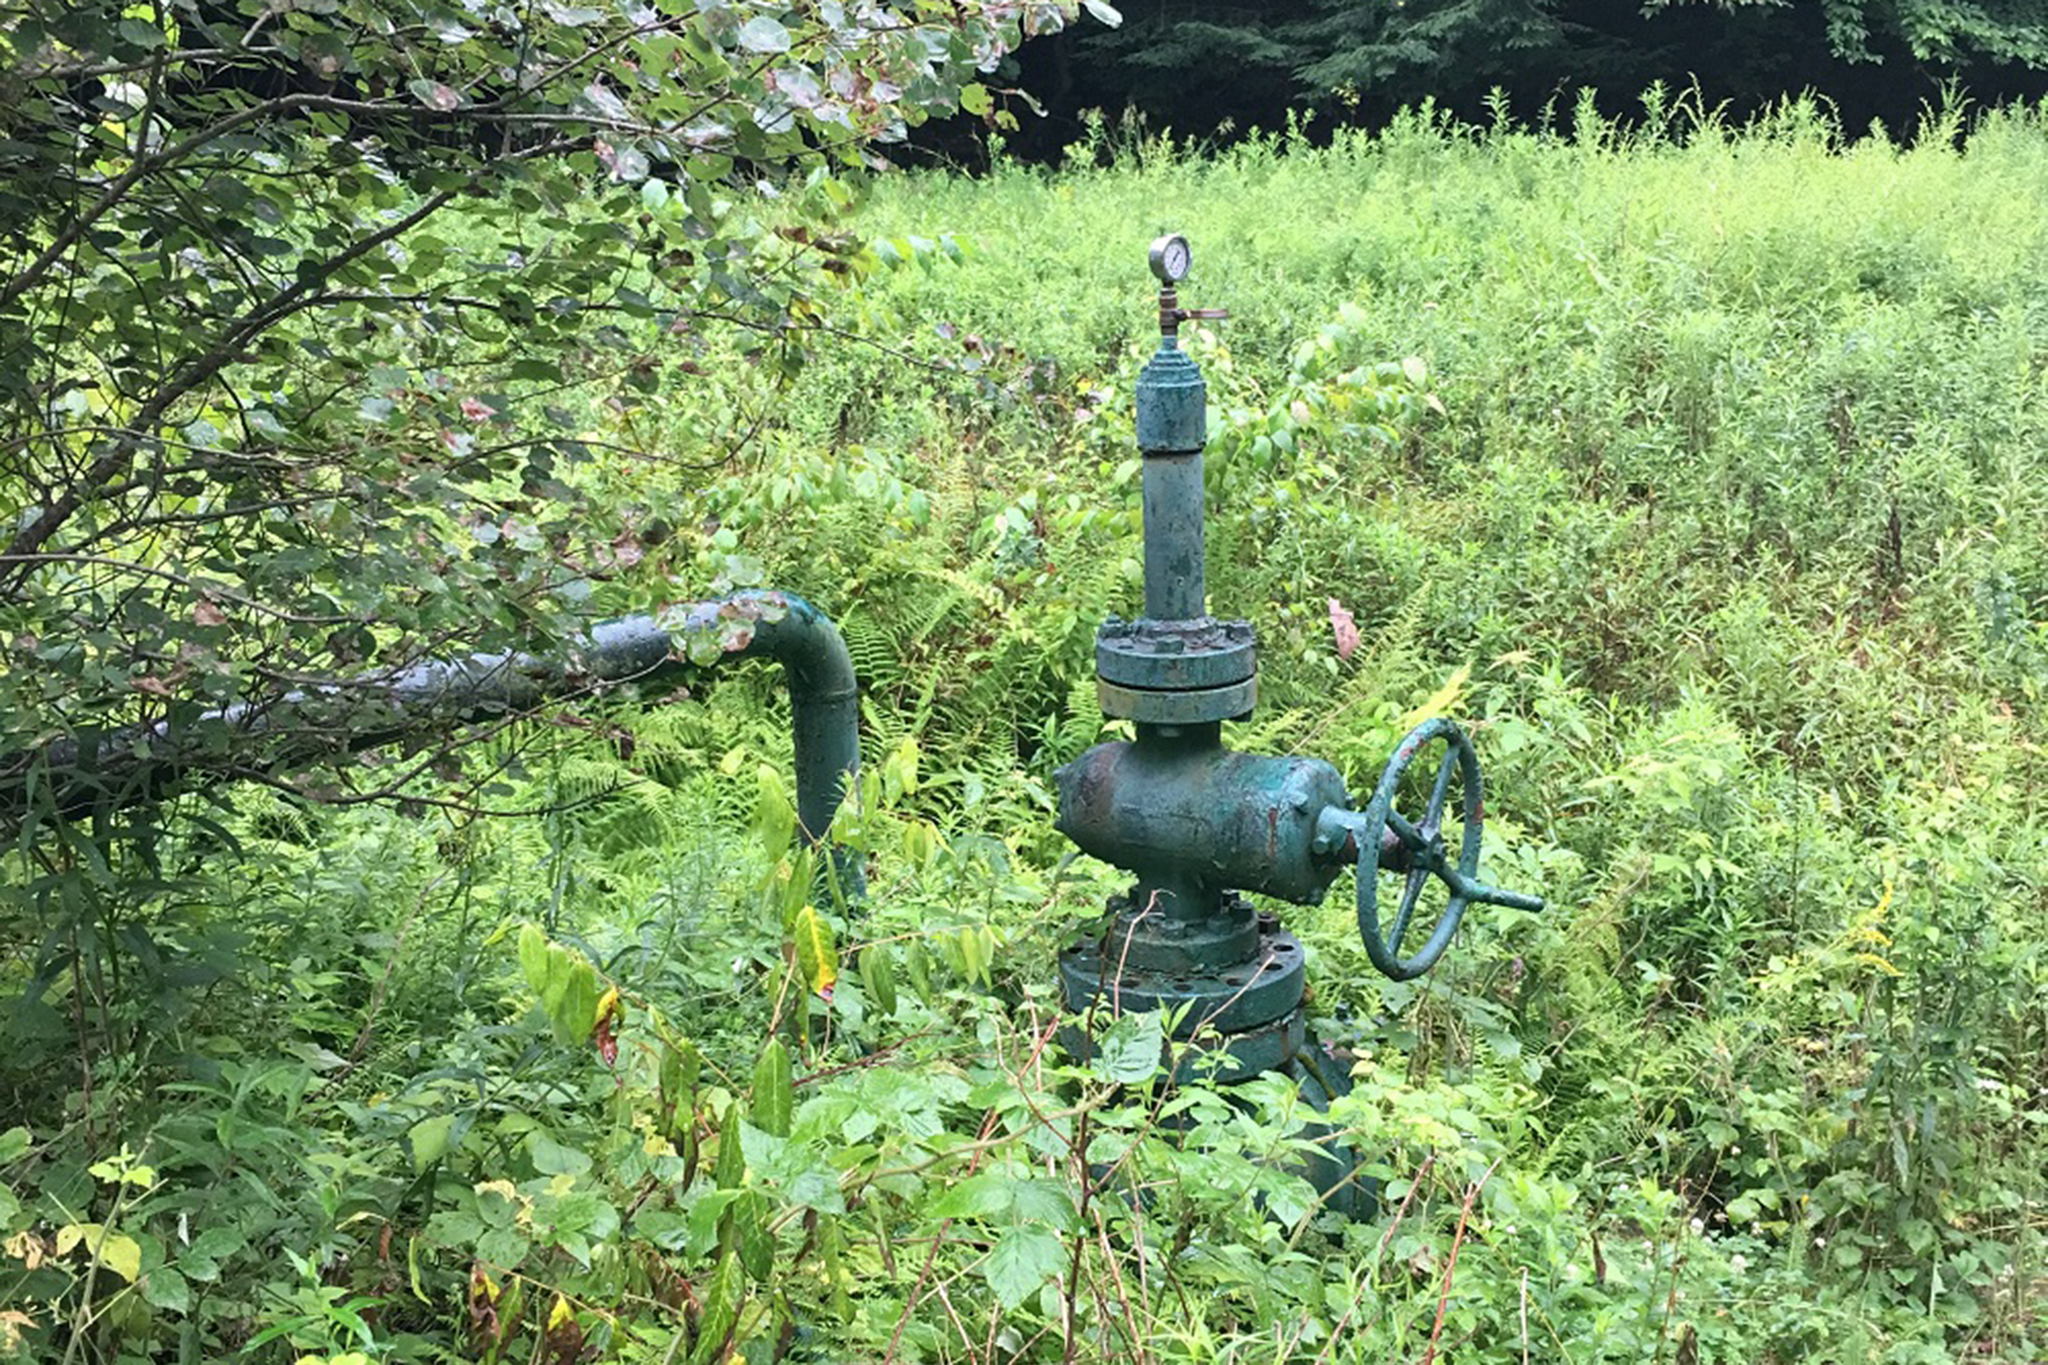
[0,1309,35,1352]
[791,906,838,1000]
[55,1224,141,1282]
[1402,665,1471,728]
[4,1232,44,1270]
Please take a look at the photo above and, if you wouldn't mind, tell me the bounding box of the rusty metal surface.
[0,591,862,891]
[1096,615,1256,691]
[1055,738,1349,907]
[1095,676,1257,725]
[1079,891,1263,972]
[1058,921,1305,1037]
[1321,718,1547,982]
[1135,340,1208,456]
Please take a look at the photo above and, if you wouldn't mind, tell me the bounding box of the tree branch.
[2,186,462,581]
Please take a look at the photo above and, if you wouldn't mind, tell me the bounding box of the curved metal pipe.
[0,589,862,887]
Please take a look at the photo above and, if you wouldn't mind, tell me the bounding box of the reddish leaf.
[1328,597,1360,662]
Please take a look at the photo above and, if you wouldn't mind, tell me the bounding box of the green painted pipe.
[0,590,861,888]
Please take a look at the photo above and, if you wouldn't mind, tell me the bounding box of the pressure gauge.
[1149,233,1192,284]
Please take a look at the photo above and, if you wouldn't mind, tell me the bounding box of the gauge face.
[1149,233,1192,283]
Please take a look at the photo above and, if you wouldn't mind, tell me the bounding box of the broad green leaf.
[1010,1178,1079,1233]
[177,1228,244,1284]
[982,1224,1065,1311]
[904,940,934,1004]
[118,17,167,48]
[689,1251,745,1365]
[684,1189,743,1258]
[929,1172,1014,1221]
[713,1102,745,1190]
[956,925,986,986]
[142,1267,191,1313]
[478,1226,531,1269]
[410,1114,457,1170]
[733,1189,773,1282]
[1094,1011,1165,1084]
[751,1038,794,1138]
[517,924,550,996]
[754,764,795,859]
[859,944,897,1018]
[529,1132,592,1176]
[736,16,791,52]
[960,83,992,116]
[823,1219,852,1323]
[661,1038,701,1107]
[549,960,601,1044]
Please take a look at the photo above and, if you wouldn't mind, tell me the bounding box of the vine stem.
[1313,1152,1436,1365]
[1420,1156,1501,1365]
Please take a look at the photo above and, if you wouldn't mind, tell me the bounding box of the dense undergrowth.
[4,95,2045,1362]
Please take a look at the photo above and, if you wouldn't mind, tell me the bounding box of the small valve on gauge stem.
[1052,233,1546,1219]
[1150,232,1231,340]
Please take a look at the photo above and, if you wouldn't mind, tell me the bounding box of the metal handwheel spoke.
[1385,809,1427,851]
[1423,746,1458,832]
[1387,865,1430,951]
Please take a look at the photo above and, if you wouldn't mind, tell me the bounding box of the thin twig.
[1421,1157,1502,1365]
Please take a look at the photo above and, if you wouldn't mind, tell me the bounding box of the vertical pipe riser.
[1135,341,1210,624]
[1141,453,1207,622]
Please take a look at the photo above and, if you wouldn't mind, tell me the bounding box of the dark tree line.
[970,0,2048,159]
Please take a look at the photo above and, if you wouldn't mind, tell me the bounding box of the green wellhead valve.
[1052,235,1544,1215]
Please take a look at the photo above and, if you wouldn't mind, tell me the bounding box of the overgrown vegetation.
[4,94,2045,1361]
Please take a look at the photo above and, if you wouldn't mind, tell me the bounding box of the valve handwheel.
[1353,718,1545,981]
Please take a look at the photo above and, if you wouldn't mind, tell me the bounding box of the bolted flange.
[1096,615,1256,691]
[1059,894,1309,1083]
